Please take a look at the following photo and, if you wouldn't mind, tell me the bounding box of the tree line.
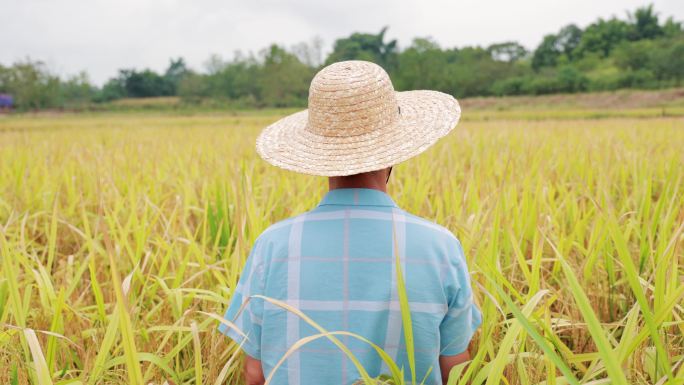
[1,4,683,110]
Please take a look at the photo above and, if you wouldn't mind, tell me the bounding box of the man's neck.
[328,177,387,193]
[328,168,390,193]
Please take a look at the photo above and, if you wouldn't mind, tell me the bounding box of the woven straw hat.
[256,60,461,176]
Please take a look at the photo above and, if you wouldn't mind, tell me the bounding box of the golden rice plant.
[0,111,682,384]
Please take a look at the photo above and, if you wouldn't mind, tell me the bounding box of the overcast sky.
[2,0,683,85]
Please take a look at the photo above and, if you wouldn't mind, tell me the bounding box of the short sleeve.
[439,238,482,356]
[218,239,265,359]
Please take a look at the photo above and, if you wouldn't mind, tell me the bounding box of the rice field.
[0,109,683,384]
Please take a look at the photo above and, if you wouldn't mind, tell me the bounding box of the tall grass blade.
[483,275,580,385]
[392,217,416,385]
[547,238,628,384]
[24,328,53,385]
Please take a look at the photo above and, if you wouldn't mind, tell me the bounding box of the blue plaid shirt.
[220,188,481,384]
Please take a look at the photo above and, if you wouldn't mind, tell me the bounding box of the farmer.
[220,60,481,385]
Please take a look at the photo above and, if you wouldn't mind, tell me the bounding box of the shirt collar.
[318,188,398,208]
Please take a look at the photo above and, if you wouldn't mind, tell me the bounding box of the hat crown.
[307,61,399,137]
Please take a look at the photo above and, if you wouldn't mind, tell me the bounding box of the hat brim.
[255,90,461,176]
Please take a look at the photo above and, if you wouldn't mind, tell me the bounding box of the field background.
[0,91,683,384]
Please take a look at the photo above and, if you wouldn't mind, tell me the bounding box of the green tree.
[0,59,61,109]
[487,41,528,62]
[394,38,451,91]
[532,24,582,70]
[258,45,313,107]
[447,46,521,97]
[97,76,126,102]
[164,57,189,94]
[574,18,630,58]
[663,17,683,37]
[556,65,589,92]
[628,4,663,41]
[59,71,96,107]
[613,40,655,71]
[123,69,173,97]
[532,34,561,70]
[556,24,582,60]
[98,68,174,99]
[177,72,210,102]
[326,27,398,71]
[651,37,684,85]
[204,53,260,102]
[666,39,684,85]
